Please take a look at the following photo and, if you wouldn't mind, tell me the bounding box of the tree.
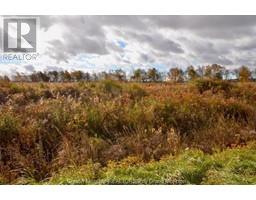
[84,72,91,81]
[196,66,204,78]
[48,71,59,82]
[203,64,224,80]
[238,66,251,82]
[41,72,50,82]
[223,69,230,80]
[98,71,110,80]
[147,68,161,82]
[131,69,147,82]
[71,70,84,82]
[251,69,256,80]
[30,72,39,82]
[0,75,10,82]
[63,71,72,82]
[211,64,224,80]
[168,67,184,82]
[112,69,126,81]
[186,66,199,81]
[14,72,30,82]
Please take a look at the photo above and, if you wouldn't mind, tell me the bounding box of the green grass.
[47,142,256,185]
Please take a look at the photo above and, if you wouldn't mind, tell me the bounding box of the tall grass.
[0,79,256,184]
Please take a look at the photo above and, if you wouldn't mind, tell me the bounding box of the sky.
[1,15,256,76]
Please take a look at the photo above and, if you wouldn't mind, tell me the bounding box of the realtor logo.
[3,18,37,53]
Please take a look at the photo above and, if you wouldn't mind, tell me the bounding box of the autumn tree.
[37,72,50,82]
[112,69,126,81]
[168,67,184,82]
[147,68,161,82]
[0,75,10,82]
[186,66,199,81]
[131,69,147,82]
[48,71,59,82]
[60,71,72,82]
[238,66,251,82]
[71,70,84,82]
[84,72,91,81]
[204,64,224,80]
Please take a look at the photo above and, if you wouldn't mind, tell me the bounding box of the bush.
[98,80,123,96]
[0,113,20,144]
[154,101,209,135]
[125,84,147,101]
[222,101,253,123]
[9,83,25,94]
[194,79,233,94]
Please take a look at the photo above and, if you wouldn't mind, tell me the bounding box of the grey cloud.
[150,16,256,29]
[44,16,110,62]
[47,36,108,63]
[236,37,256,51]
[140,53,155,63]
[0,28,2,53]
[44,66,65,71]
[40,16,150,64]
[149,16,256,39]
[23,65,35,72]
[36,16,256,68]
[201,54,234,65]
[121,31,184,54]
[147,35,184,54]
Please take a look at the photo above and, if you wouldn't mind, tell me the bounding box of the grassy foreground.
[1,79,256,184]
[47,142,256,185]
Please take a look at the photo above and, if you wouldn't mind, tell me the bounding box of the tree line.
[0,64,255,82]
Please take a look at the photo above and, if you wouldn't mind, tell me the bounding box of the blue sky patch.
[117,40,127,49]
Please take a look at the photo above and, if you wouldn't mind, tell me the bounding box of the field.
[0,79,256,184]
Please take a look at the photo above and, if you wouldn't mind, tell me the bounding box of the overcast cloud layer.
[1,15,256,76]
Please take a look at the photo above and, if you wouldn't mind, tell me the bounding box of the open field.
[0,79,256,184]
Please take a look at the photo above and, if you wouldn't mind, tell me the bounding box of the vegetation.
[1,64,256,83]
[49,142,256,185]
[0,69,256,184]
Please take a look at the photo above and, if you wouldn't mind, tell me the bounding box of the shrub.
[222,101,253,123]
[194,79,233,94]
[0,80,11,88]
[153,101,209,135]
[125,84,147,101]
[98,80,123,96]
[0,112,20,145]
[9,83,25,94]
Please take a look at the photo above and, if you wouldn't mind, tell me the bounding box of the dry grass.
[0,79,256,184]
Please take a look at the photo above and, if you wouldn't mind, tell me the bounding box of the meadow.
[0,79,256,184]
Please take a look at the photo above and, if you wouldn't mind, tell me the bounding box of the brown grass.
[0,79,256,183]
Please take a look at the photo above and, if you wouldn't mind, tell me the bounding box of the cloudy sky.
[1,15,256,76]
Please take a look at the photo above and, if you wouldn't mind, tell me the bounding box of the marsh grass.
[0,80,256,184]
